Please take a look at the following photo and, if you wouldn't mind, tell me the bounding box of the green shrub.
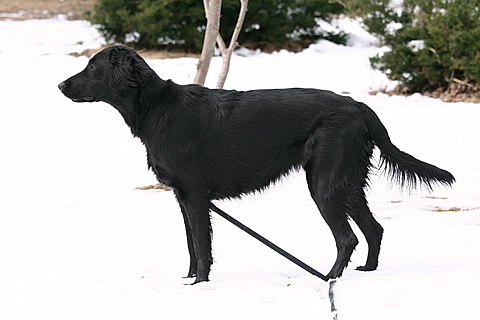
[86,0,345,52]
[221,0,345,51]
[87,0,206,52]
[345,0,480,92]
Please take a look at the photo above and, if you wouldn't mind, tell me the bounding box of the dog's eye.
[89,64,96,71]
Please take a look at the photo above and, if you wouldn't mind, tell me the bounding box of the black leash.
[209,202,329,282]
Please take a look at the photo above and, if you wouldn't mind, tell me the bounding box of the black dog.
[59,46,454,284]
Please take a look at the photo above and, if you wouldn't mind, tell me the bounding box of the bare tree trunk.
[194,0,222,85]
[216,0,248,89]
[195,0,248,88]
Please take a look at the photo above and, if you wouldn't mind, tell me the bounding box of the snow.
[1,16,479,320]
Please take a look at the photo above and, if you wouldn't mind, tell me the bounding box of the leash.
[210,202,340,319]
[209,202,329,282]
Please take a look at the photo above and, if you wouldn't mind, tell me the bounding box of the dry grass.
[0,0,94,20]
[71,46,200,59]
[430,206,480,212]
[135,184,172,191]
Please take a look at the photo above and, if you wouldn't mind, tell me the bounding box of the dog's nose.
[58,82,66,92]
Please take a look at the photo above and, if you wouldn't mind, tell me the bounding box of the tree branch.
[216,0,248,89]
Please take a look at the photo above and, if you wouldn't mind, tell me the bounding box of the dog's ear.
[109,46,147,87]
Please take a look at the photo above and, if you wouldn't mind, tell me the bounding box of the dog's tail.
[359,102,455,190]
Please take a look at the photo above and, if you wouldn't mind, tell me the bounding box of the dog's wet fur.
[59,46,455,283]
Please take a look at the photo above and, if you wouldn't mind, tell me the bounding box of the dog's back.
[146,85,365,199]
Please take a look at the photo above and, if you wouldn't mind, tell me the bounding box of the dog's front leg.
[175,193,212,284]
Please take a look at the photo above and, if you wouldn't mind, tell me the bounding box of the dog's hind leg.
[175,191,213,284]
[305,164,359,279]
[347,188,384,272]
[178,204,198,278]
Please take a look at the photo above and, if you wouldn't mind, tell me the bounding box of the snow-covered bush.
[346,0,480,92]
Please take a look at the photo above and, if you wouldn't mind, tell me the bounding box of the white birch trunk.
[193,0,222,85]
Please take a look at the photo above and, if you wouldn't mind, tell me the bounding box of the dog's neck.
[104,90,139,135]
[112,76,168,139]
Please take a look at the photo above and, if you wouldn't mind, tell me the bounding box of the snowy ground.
[0,16,479,319]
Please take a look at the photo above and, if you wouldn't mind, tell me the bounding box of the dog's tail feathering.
[359,102,455,191]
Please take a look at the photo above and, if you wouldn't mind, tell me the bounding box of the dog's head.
[58,46,151,103]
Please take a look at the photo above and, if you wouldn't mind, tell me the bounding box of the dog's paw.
[355,265,377,272]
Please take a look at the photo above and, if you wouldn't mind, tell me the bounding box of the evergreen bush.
[86,0,345,52]
[346,0,480,92]
[86,0,206,51]
[221,0,345,51]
